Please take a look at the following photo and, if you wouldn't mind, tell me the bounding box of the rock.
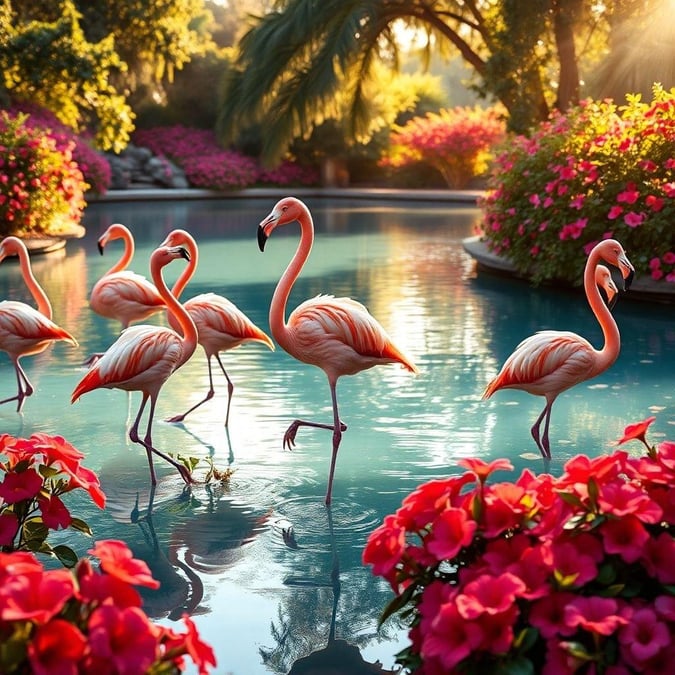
[103,143,189,190]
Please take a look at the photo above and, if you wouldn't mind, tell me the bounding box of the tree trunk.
[553,0,581,111]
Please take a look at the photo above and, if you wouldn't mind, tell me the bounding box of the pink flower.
[362,514,406,580]
[564,596,627,635]
[38,494,72,530]
[426,507,476,560]
[87,604,160,674]
[642,532,675,583]
[455,572,525,619]
[646,194,664,211]
[600,515,650,562]
[618,416,656,446]
[618,608,670,666]
[617,183,640,204]
[624,211,645,227]
[457,457,513,483]
[530,592,578,638]
[549,537,601,587]
[0,467,43,503]
[0,511,19,546]
[608,205,623,219]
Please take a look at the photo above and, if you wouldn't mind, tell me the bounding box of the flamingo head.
[151,245,190,268]
[258,197,308,251]
[97,223,131,256]
[0,236,26,263]
[596,239,635,291]
[160,229,197,258]
[595,264,619,310]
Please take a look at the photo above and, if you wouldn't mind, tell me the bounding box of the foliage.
[8,102,111,195]
[479,84,675,286]
[0,541,216,674]
[364,416,675,674]
[380,106,507,188]
[0,112,88,237]
[0,432,104,565]
[216,0,671,164]
[0,0,134,152]
[133,125,319,189]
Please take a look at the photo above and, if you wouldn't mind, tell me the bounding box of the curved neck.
[107,230,134,275]
[17,245,53,319]
[152,257,198,353]
[269,209,314,345]
[170,236,198,300]
[584,248,620,373]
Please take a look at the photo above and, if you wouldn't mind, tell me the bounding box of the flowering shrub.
[379,106,507,188]
[133,125,319,189]
[0,433,217,672]
[0,432,105,565]
[479,84,675,285]
[0,540,216,674]
[364,417,675,674]
[8,102,112,195]
[0,112,89,237]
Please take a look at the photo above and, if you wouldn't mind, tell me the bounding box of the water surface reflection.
[0,197,672,674]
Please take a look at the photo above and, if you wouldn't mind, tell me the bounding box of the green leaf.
[378,582,418,628]
[69,517,93,536]
[562,641,593,661]
[22,518,49,545]
[498,657,536,675]
[52,544,79,568]
[557,491,585,509]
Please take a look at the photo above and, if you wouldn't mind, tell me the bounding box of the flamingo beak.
[618,254,635,291]
[257,224,268,252]
[97,241,104,255]
[600,279,619,310]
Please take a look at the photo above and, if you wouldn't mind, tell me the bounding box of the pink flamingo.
[159,228,275,426]
[482,238,634,459]
[72,245,198,485]
[0,236,78,412]
[87,223,165,364]
[258,197,419,505]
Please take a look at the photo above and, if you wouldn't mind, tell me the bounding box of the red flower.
[426,507,476,560]
[618,607,670,667]
[0,511,19,546]
[38,494,72,530]
[601,515,650,563]
[87,604,160,674]
[457,457,513,483]
[618,416,656,446]
[1,568,74,624]
[456,572,525,620]
[0,467,43,503]
[27,618,87,675]
[89,539,160,589]
[171,615,218,675]
[361,514,406,581]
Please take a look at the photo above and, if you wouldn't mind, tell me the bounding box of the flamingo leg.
[0,360,33,412]
[530,399,553,460]
[129,393,157,484]
[165,355,217,424]
[214,353,234,427]
[139,395,193,485]
[324,380,343,507]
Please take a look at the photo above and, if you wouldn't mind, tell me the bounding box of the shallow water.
[1,196,673,674]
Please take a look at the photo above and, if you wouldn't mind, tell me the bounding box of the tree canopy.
[217,0,673,164]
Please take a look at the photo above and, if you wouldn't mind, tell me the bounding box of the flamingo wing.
[71,326,185,401]
[0,301,77,354]
[287,294,418,375]
[483,330,596,399]
[90,272,165,323]
[185,293,274,351]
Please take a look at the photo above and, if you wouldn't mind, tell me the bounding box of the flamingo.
[72,245,198,485]
[159,228,274,426]
[86,223,165,364]
[0,236,78,412]
[482,238,634,459]
[257,197,419,505]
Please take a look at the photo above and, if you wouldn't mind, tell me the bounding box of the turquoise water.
[0,197,673,673]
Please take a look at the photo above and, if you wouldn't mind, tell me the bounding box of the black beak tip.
[97,242,104,256]
[257,225,267,252]
[179,246,190,262]
[623,269,635,292]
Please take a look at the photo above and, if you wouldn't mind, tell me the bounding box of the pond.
[1,195,673,674]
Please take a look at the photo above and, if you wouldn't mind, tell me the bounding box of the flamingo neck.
[152,258,198,357]
[107,231,134,275]
[584,247,620,374]
[269,208,314,347]
[170,237,198,300]
[17,245,53,319]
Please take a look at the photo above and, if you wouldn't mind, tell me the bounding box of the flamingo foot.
[165,413,187,424]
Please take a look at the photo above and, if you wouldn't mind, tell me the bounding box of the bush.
[0,112,88,237]
[479,85,675,286]
[364,416,675,674]
[8,102,112,196]
[133,125,319,189]
[379,106,507,188]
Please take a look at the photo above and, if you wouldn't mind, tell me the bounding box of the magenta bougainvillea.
[364,416,675,674]
[379,106,506,188]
